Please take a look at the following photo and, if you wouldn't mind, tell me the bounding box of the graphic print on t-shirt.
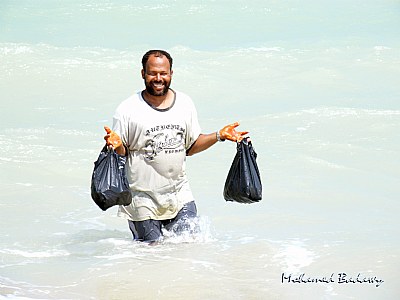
[143,123,186,161]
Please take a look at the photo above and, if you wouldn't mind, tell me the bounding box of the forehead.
[145,55,171,71]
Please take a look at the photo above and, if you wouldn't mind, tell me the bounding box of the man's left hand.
[219,122,248,142]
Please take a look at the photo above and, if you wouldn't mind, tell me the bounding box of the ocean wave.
[0,275,79,299]
[0,42,137,72]
[234,46,283,53]
[0,249,70,258]
[302,107,400,117]
[0,44,34,55]
[256,107,400,121]
[303,156,348,169]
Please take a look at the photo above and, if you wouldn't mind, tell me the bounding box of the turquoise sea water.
[1,1,399,299]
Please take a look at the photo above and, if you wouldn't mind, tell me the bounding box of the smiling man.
[104,50,248,243]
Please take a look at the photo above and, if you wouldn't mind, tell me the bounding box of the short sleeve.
[112,107,129,147]
[185,97,202,150]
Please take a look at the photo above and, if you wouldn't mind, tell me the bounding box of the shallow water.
[1,1,400,299]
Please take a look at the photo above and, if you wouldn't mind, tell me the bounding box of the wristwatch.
[216,131,225,142]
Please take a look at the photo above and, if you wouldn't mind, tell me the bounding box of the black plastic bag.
[223,137,262,203]
[91,146,132,211]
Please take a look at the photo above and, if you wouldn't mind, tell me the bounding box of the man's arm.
[186,122,249,156]
[186,133,218,156]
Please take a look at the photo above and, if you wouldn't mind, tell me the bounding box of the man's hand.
[104,126,123,150]
[219,122,248,142]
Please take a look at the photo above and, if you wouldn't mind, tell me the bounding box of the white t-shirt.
[112,90,201,221]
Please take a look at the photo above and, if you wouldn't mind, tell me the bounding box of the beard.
[144,79,171,96]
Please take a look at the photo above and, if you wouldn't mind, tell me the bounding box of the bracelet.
[216,131,225,142]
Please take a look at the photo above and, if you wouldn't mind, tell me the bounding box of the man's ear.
[141,69,145,79]
[170,69,173,76]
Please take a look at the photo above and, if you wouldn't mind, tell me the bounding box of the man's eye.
[147,72,169,76]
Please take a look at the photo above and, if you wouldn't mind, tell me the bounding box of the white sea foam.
[162,216,216,244]
[273,240,316,273]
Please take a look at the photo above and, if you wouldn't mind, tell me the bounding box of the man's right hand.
[104,126,124,154]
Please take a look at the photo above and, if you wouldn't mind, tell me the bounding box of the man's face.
[142,55,173,96]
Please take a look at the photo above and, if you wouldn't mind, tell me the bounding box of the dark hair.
[142,50,173,71]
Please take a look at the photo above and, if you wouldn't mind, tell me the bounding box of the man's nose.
[155,73,161,81]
